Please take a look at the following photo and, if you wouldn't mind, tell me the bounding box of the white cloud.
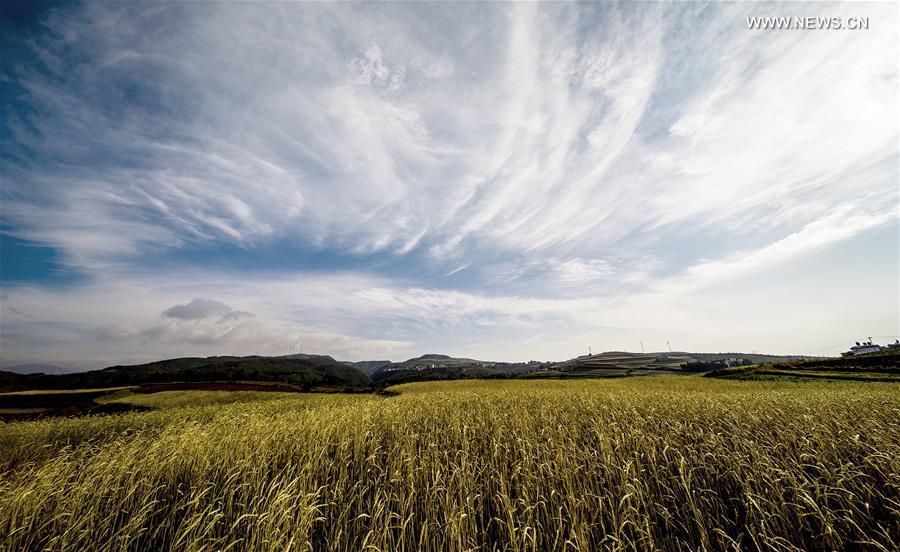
[677,209,897,291]
[554,259,615,282]
[641,2,898,235]
[1,2,897,365]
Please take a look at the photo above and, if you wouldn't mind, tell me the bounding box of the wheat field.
[1,378,897,551]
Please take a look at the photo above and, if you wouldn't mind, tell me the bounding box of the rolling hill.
[1,349,821,393]
[370,354,545,384]
[551,351,691,373]
[705,348,900,382]
[0,354,371,393]
[351,350,815,384]
[0,363,75,375]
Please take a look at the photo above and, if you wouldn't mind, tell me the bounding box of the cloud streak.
[1,1,897,365]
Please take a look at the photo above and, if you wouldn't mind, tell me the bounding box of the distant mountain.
[0,354,371,392]
[1,350,817,393]
[1,363,74,375]
[548,351,812,376]
[370,354,544,384]
[552,351,693,373]
[389,354,483,369]
[347,360,392,376]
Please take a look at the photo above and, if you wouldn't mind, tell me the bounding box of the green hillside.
[551,351,691,373]
[367,351,812,384]
[0,354,371,393]
[706,348,900,382]
[371,354,543,384]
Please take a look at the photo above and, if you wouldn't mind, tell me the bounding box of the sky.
[1,1,898,370]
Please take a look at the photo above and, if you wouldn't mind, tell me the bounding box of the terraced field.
[707,349,900,383]
[549,351,693,375]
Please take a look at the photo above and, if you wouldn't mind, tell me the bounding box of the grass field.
[1,377,897,551]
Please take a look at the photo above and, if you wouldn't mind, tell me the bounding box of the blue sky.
[1,1,897,369]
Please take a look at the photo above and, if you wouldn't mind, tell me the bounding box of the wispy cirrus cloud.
[1,1,897,365]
